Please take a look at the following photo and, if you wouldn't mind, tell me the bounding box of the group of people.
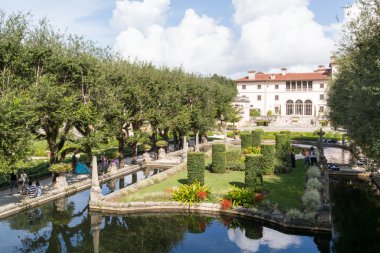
[303,147,318,167]
[9,170,43,198]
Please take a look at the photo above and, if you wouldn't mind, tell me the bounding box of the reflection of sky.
[227,227,320,253]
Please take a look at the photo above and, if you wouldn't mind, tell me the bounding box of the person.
[19,170,29,195]
[290,151,296,168]
[36,180,42,197]
[310,150,318,166]
[72,153,77,174]
[9,172,18,195]
[304,149,311,168]
[27,181,38,198]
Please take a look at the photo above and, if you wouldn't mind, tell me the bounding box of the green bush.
[302,189,321,211]
[286,208,303,219]
[306,178,322,190]
[223,187,255,207]
[244,154,263,189]
[187,152,205,185]
[211,144,226,173]
[104,148,119,159]
[225,150,245,171]
[240,133,252,149]
[49,163,72,175]
[307,167,321,178]
[275,134,288,150]
[280,131,291,139]
[242,146,261,155]
[260,144,275,175]
[275,134,291,172]
[156,140,168,148]
[251,130,262,146]
[172,181,211,205]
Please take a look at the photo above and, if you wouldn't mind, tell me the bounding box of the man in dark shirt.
[27,181,38,198]
[9,172,18,195]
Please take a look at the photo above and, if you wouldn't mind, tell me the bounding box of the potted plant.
[156,140,168,159]
[50,163,71,189]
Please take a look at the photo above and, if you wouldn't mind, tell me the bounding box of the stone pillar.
[183,136,188,152]
[90,156,102,202]
[195,131,200,152]
[90,212,102,253]
[108,162,117,175]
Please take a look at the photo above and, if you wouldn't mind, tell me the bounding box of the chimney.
[270,74,276,80]
[281,67,287,76]
[248,70,256,80]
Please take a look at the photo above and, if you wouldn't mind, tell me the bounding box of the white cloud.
[111,0,169,33]
[227,227,301,252]
[113,0,340,77]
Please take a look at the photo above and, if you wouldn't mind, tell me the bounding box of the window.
[286,82,290,91]
[295,100,303,115]
[297,81,301,91]
[319,106,325,113]
[275,85,279,89]
[291,81,296,91]
[320,94,324,100]
[308,81,313,91]
[275,106,279,114]
[250,105,254,108]
[257,85,261,89]
[275,95,279,100]
[305,100,312,115]
[257,95,261,101]
[320,83,324,89]
[286,100,294,115]
[303,81,307,91]
[242,85,246,90]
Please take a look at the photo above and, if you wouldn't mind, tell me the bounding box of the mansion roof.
[237,71,331,82]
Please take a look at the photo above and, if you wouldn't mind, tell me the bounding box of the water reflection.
[324,147,356,165]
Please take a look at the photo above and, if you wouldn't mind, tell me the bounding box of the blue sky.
[0,0,355,76]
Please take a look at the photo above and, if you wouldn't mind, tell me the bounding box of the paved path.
[0,173,90,206]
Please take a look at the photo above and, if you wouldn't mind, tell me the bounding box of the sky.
[0,0,355,78]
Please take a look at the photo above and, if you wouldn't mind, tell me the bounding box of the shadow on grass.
[229,181,246,188]
[178,179,188,185]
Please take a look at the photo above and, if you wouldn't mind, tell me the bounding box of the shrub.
[260,144,275,175]
[303,211,317,220]
[240,133,252,149]
[275,134,289,151]
[275,134,291,171]
[242,146,261,155]
[156,140,168,148]
[251,130,262,146]
[223,187,255,207]
[221,199,233,210]
[211,143,226,173]
[245,154,263,189]
[307,166,321,178]
[172,181,211,205]
[280,131,291,139]
[143,144,152,151]
[104,149,119,159]
[49,163,72,175]
[302,189,321,211]
[225,150,245,171]
[306,178,322,190]
[187,152,205,185]
[286,208,303,219]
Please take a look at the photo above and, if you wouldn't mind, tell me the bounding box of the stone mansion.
[234,58,337,126]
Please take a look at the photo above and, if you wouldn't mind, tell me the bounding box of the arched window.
[295,100,303,115]
[286,100,294,115]
[305,100,313,115]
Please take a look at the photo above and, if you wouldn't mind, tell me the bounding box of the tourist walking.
[290,151,296,168]
[19,170,29,195]
[304,149,311,168]
[310,150,318,166]
[9,172,18,195]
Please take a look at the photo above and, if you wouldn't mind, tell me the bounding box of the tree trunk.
[117,137,125,168]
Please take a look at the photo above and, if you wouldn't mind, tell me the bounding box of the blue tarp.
[76,162,90,174]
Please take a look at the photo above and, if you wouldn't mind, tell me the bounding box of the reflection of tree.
[331,180,380,253]
[220,215,263,240]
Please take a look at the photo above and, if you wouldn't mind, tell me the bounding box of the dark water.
[0,186,327,253]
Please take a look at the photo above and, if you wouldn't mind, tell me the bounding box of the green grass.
[117,159,307,211]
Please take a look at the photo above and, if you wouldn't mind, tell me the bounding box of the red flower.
[255,193,264,202]
[221,199,233,210]
[197,190,208,201]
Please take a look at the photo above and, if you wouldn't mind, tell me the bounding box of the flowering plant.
[221,199,233,210]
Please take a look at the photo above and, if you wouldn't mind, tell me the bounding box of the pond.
[0,187,329,253]
[323,147,355,165]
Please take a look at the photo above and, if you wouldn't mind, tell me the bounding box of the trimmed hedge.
[226,150,245,171]
[275,134,288,150]
[187,152,205,185]
[211,143,226,173]
[251,130,262,146]
[240,133,252,149]
[244,154,263,189]
[260,144,275,175]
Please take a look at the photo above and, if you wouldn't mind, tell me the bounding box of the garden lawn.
[118,159,307,211]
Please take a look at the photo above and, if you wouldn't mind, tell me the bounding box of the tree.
[328,0,380,162]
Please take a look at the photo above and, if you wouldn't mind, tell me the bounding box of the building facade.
[235,59,336,125]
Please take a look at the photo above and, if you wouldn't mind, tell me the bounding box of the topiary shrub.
[286,208,303,219]
[302,189,321,211]
[156,140,168,148]
[306,178,322,190]
[244,154,263,189]
[49,163,72,175]
[251,130,262,146]
[211,143,226,173]
[275,134,291,172]
[306,166,321,178]
[275,134,288,151]
[187,152,205,185]
[260,144,275,175]
[225,150,245,171]
[240,133,252,149]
